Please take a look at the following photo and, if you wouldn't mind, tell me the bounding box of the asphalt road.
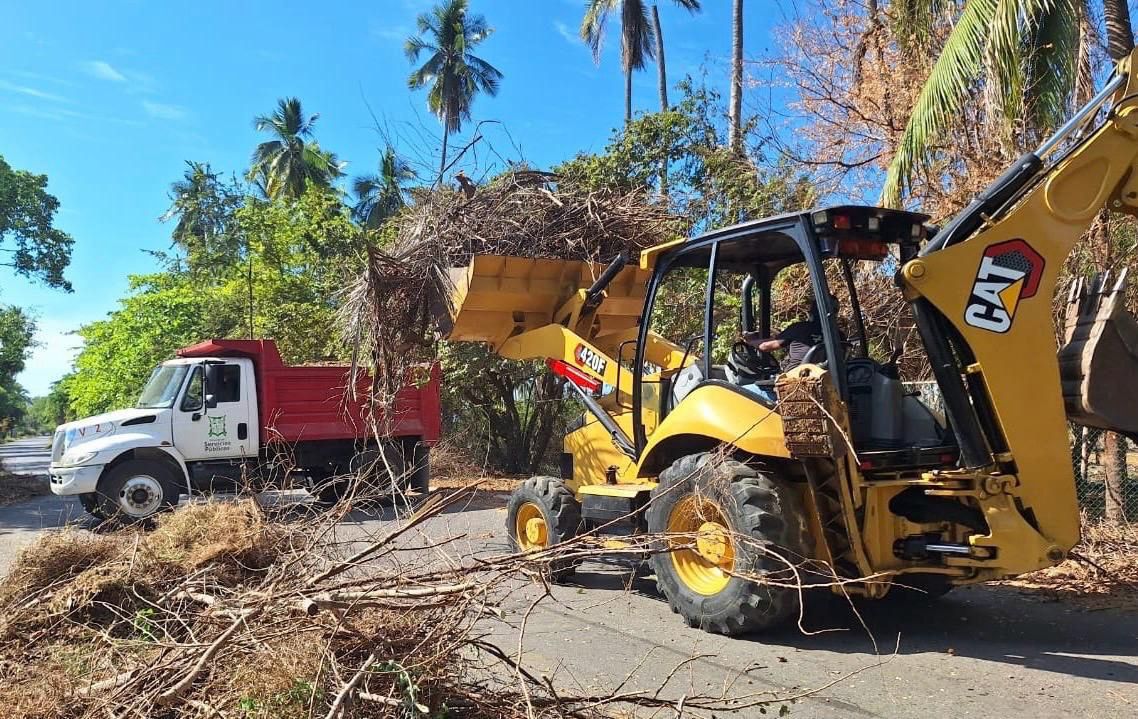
[1,437,1136,717]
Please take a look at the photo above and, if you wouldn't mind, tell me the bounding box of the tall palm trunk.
[728,0,744,156]
[1104,0,1135,61]
[440,130,449,179]
[653,3,668,109]
[625,66,633,124]
[652,2,669,197]
[1101,0,1133,524]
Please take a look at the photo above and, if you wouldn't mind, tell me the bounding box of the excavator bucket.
[1058,269,1138,437]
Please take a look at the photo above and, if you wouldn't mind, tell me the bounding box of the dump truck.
[48,339,441,521]
[433,52,1138,635]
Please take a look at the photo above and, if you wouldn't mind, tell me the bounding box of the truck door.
[172,361,255,461]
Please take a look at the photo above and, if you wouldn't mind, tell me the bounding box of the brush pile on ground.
[0,491,619,719]
[342,171,680,402]
[999,515,1138,608]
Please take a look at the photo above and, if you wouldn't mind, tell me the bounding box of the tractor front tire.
[647,453,812,636]
[506,475,583,581]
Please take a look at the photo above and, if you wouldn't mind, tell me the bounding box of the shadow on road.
[760,588,1138,685]
[561,563,1138,686]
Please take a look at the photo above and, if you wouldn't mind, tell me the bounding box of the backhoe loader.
[436,51,1138,635]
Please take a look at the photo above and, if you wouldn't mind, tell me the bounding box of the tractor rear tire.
[506,475,583,581]
[647,453,812,636]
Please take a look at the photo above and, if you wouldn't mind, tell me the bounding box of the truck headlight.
[59,451,97,467]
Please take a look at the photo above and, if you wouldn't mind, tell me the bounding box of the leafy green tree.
[67,186,361,416]
[439,344,572,474]
[406,0,503,177]
[247,98,344,200]
[66,274,220,416]
[580,0,701,124]
[30,378,72,429]
[0,155,74,291]
[558,79,813,230]
[352,147,415,229]
[0,305,36,435]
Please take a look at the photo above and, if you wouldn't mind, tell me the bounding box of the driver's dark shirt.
[778,320,824,371]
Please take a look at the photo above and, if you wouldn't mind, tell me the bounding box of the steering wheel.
[727,340,776,383]
[800,343,829,368]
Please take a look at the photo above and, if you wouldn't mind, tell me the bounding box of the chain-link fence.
[906,381,1136,522]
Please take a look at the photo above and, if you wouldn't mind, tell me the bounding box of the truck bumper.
[48,464,104,496]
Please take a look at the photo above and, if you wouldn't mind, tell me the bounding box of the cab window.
[214,365,241,403]
[180,366,204,412]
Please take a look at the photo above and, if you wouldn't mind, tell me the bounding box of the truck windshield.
[137,364,190,409]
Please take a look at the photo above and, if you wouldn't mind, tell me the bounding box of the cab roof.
[661,204,930,271]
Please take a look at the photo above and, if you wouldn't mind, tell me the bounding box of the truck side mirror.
[205,394,218,410]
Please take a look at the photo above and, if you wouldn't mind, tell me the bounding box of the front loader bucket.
[1058,269,1138,436]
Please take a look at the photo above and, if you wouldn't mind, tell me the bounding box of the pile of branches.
[0,483,841,718]
[342,171,680,403]
[0,492,572,719]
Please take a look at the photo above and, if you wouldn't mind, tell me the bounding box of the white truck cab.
[49,356,259,519]
[49,338,440,522]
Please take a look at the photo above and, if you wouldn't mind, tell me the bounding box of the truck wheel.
[405,442,430,495]
[506,476,582,580]
[647,453,812,636]
[77,492,105,520]
[94,459,180,524]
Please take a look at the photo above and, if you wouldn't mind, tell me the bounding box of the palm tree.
[406,0,503,179]
[161,161,242,266]
[728,0,744,156]
[352,147,415,229]
[881,0,1099,206]
[581,0,701,124]
[247,97,343,200]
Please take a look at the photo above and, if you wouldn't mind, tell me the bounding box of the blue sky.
[2,0,786,396]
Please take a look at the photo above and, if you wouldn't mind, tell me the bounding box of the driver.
[743,294,837,372]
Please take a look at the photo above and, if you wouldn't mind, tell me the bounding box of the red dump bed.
[176,339,441,444]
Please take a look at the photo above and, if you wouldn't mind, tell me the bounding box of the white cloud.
[554,20,578,45]
[83,60,127,83]
[17,320,82,397]
[141,100,187,120]
[0,79,69,103]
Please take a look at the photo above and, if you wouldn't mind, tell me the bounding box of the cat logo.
[963,239,1045,333]
[574,343,608,376]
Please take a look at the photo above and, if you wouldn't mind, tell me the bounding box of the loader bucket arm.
[435,253,688,384]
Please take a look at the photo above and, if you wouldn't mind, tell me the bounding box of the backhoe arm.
[898,48,1138,551]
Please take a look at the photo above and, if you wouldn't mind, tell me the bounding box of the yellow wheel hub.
[667,495,735,595]
[515,502,549,550]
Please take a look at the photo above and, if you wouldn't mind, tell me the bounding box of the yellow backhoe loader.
[436,52,1138,635]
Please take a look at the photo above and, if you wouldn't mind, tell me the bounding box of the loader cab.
[634,205,952,464]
